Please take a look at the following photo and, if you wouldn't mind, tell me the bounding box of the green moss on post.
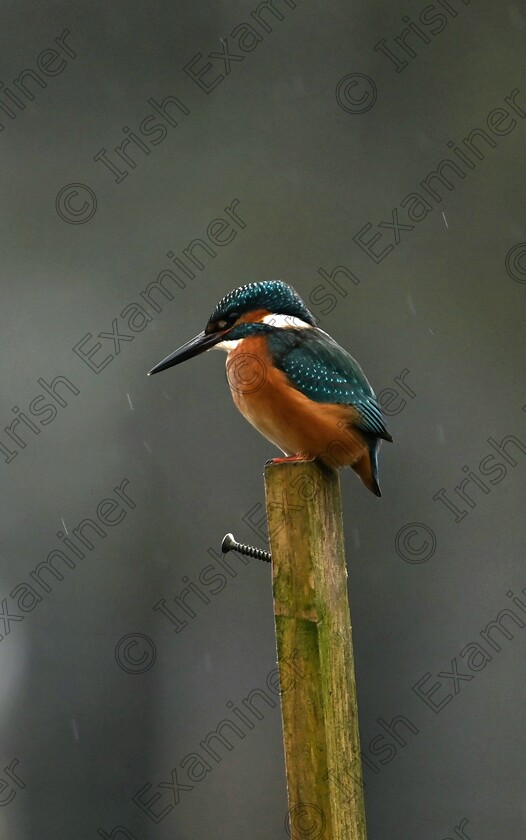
[264,460,367,840]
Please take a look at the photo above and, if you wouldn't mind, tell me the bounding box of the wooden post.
[264,460,367,840]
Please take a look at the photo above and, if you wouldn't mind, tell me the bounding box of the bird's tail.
[352,437,382,497]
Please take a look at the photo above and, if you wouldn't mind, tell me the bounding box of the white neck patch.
[212,339,240,353]
[261,314,313,329]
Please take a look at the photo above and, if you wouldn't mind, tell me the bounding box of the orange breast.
[225,336,368,469]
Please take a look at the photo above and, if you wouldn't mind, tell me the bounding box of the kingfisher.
[148,281,392,496]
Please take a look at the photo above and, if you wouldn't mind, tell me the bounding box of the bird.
[148,280,392,496]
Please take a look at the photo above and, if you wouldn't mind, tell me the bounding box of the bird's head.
[147,280,316,375]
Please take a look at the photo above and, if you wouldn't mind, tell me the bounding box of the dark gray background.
[1,1,525,838]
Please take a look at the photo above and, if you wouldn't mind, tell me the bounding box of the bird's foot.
[265,454,311,466]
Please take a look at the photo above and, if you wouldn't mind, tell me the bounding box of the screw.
[221,533,271,563]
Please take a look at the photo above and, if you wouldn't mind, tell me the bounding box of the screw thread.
[237,540,271,563]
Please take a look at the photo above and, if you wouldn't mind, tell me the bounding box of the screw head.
[221,533,237,554]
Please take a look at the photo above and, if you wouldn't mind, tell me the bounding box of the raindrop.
[70,719,80,742]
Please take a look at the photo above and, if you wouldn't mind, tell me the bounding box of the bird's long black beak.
[147,329,226,375]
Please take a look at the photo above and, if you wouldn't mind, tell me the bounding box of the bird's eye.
[216,312,239,330]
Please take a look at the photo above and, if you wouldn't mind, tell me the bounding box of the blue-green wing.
[267,327,392,442]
